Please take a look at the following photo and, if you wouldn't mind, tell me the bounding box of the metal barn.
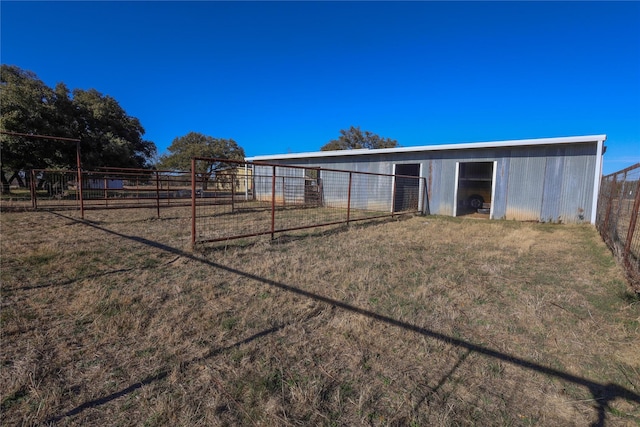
[246,135,606,224]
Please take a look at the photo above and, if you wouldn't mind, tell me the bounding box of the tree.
[0,65,157,193]
[70,88,156,170]
[158,132,245,189]
[0,65,61,192]
[320,126,398,151]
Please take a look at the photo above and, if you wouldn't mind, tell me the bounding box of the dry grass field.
[1,207,639,426]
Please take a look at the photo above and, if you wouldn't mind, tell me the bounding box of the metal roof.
[246,134,607,161]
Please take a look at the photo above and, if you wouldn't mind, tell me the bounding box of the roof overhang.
[246,134,607,162]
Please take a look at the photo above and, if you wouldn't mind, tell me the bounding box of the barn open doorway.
[455,162,495,217]
[304,168,323,206]
[393,163,420,213]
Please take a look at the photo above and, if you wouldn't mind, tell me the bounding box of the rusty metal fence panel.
[596,163,640,290]
[29,169,79,209]
[1,167,196,216]
[192,158,426,246]
[0,169,76,210]
[78,168,194,212]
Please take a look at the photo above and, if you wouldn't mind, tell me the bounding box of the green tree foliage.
[158,132,245,189]
[1,66,61,177]
[70,88,155,169]
[320,126,398,151]
[0,65,156,192]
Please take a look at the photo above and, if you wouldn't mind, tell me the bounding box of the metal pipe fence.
[596,163,640,290]
[0,167,206,217]
[191,158,427,247]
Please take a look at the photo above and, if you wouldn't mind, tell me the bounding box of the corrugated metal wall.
[259,142,598,224]
[505,148,547,221]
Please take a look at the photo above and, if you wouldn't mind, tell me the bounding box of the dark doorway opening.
[394,164,420,213]
[456,162,493,217]
[304,169,323,206]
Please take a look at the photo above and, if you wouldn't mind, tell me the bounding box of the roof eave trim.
[245,134,607,161]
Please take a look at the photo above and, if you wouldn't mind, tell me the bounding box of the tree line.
[1,64,398,194]
[0,65,157,192]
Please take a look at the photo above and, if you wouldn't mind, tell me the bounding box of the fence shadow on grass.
[4,256,181,293]
[4,267,137,293]
[45,325,285,424]
[46,212,640,427]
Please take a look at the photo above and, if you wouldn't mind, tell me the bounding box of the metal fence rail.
[191,158,427,247]
[0,167,202,217]
[596,163,640,290]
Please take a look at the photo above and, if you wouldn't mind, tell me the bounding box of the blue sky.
[1,1,639,175]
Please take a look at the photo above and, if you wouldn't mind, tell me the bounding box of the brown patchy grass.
[1,208,639,426]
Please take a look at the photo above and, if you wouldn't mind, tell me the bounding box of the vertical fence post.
[231,173,235,213]
[613,173,629,240]
[347,172,352,224]
[281,176,286,208]
[244,164,249,201]
[623,182,640,267]
[420,177,427,215]
[76,140,84,220]
[104,177,108,207]
[77,170,84,220]
[252,165,256,201]
[165,175,169,206]
[271,166,276,240]
[155,170,161,218]
[166,176,170,206]
[391,175,397,217]
[30,170,37,210]
[601,175,616,240]
[191,158,197,249]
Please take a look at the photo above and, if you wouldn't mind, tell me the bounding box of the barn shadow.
[45,212,640,426]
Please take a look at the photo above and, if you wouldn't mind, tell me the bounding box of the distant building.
[85,178,124,190]
[210,167,253,194]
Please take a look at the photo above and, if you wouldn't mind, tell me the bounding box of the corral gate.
[191,157,427,247]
